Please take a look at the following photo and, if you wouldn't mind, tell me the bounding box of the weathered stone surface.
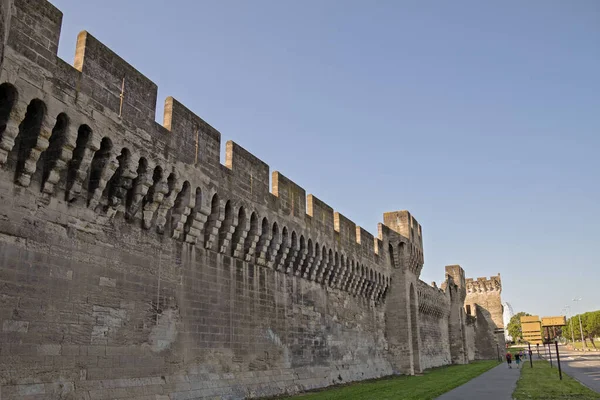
[464,275,506,360]
[0,1,504,399]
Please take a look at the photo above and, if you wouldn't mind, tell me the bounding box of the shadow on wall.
[466,305,505,361]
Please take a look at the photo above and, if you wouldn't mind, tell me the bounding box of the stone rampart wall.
[416,280,451,369]
[465,319,476,361]
[0,1,421,398]
[0,221,392,399]
[0,1,504,398]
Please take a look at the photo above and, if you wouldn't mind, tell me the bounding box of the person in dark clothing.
[515,352,521,368]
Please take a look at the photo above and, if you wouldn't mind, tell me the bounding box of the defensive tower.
[464,275,505,360]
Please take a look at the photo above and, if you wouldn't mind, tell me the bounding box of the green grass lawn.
[568,341,599,350]
[508,346,526,355]
[510,345,526,350]
[278,360,499,400]
[508,345,545,362]
[513,360,600,399]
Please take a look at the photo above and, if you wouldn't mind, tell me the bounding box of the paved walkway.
[436,363,521,400]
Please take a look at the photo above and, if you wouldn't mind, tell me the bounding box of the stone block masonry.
[465,275,506,360]
[0,0,504,398]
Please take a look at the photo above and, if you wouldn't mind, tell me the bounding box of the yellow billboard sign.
[542,316,566,327]
[521,315,542,344]
[522,321,541,331]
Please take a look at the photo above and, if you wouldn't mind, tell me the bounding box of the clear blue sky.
[52,0,599,317]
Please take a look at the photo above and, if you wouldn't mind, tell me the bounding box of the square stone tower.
[465,275,506,359]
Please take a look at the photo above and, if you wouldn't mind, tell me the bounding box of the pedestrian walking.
[515,352,521,368]
[506,352,513,369]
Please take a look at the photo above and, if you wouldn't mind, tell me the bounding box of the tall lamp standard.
[573,298,587,350]
[562,305,575,344]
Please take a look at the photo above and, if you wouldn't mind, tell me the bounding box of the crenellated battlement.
[383,210,423,250]
[378,218,424,279]
[0,0,430,306]
[417,279,450,317]
[466,275,502,293]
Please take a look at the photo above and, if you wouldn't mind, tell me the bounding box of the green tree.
[582,310,600,348]
[564,317,577,342]
[507,312,531,343]
[565,310,600,348]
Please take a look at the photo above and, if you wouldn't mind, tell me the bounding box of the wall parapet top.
[0,0,435,307]
[417,279,450,317]
[3,0,421,259]
[465,274,502,293]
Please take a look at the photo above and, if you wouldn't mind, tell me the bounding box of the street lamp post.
[573,298,587,350]
[563,305,575,344]
[569,314,575,345]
